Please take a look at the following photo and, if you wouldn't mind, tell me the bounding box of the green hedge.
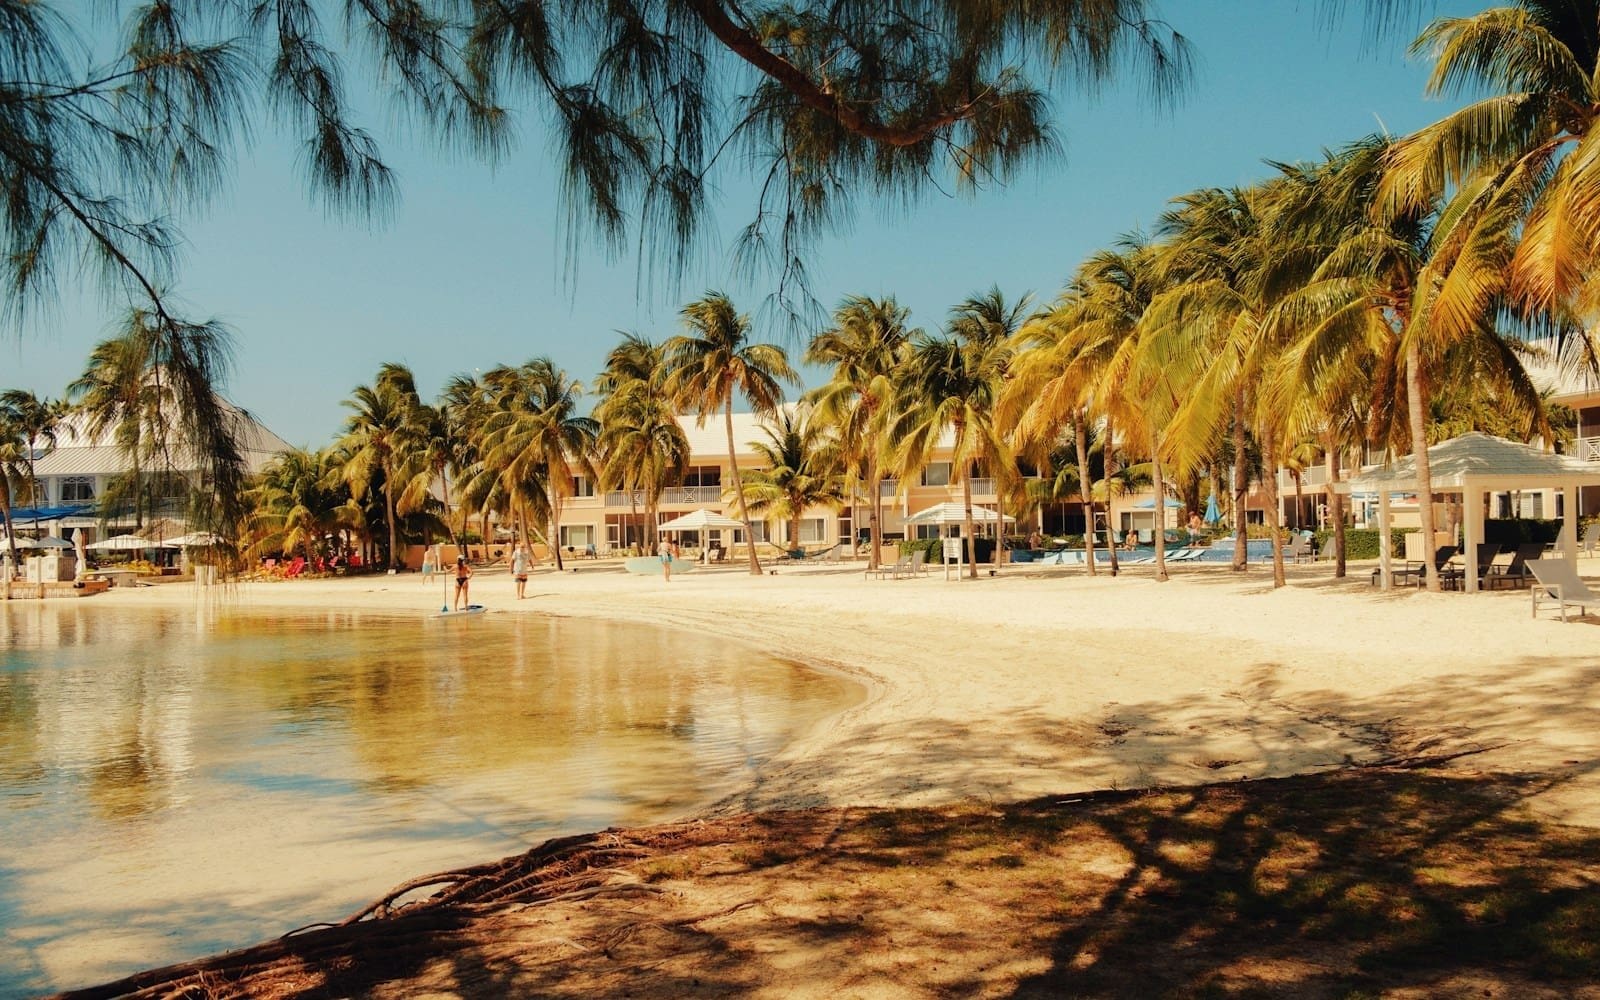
[899,536,997,563]
[1482,518,1562,546]
[1311,527,1413,561]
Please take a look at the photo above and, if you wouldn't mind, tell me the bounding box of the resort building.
[15,403,291,541]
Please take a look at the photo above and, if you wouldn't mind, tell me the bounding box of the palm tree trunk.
[866,449,881,571]
[1075,411,1097,577]
[962,474,977,580]
[1263,426,1286,588]
[1232,384,1248,571]
[1406,340,1440,592]
[1325,439,1345,578]
[1151,434,1169,583]
[725,399,762,575]
[384,473,399,570]
[1105,416,1120,577]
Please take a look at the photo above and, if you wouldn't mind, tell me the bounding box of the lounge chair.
[1377,545,1457,587]
[1527,558,1600,621]
[896,549,928,579]
[1584,524,1600,558]
[1312,534,1337,562]
[815,543,842,564]
[1283,533,1312,564]
[1443,543,1500,591]
[867,555,909,580]
[1485,543,1545,590]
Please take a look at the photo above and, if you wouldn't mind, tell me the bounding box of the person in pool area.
[511,543,531,599]
[453,556,473,610]
[658,536,673,582]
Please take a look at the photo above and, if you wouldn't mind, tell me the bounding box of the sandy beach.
[84,556,1600,828]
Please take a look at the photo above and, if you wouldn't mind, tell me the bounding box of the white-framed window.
[570,476,596,498]
[920,462,951,487]
[559,525,593,547]
[61,477,94,502]
[682,465,722,488]
[734,522,768,544]
[797,518,826,543]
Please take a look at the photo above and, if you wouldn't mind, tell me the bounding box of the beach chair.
[1527,558,1600,621]
[867,555,909,580]
[1381,545,1458,587]
[896,549,928,579]
[1444,543,1500,591]
[1486,543,1545,590]
[816,543,842,564]
[283,556,307,579]
[1312,533,1337,562]
[1283,533,1312,564]
[1584,524,1600,558]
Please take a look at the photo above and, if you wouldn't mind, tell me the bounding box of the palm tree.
[736,404,846,549]
[0,390,64,534]
[597,379,690,552]
[890,332,1009,580]
[0,409,27,574]
[480,359,598,569]
[1383,2,1600,323]
[947,287,1030,559]
[806,296,916,570]
[246,446,352,566]
[339,364,427,570]
[664,292,798,575]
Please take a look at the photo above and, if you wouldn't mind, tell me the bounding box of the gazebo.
[1345,432,1600,592]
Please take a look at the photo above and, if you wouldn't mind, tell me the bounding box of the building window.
[559,525,593,547]
[570,476,595,498]
[734,522,768,544]
[61,477,94,502]
[797,518,826,543]
[682,466,722,488]
[921,462,951,487]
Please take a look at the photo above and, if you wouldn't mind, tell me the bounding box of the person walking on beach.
[453,555,473,610]
[658,537,673,582]
[421,545,436,585]
[511,543,531,599]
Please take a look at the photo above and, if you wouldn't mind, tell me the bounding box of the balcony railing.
[602,485,724,508]
[1577,436,1600,462]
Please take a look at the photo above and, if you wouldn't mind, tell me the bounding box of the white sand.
[90,555,1600,827]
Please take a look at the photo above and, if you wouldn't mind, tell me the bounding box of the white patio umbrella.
[656,508,747,532]
[26,535,75,549]
[87,534,153,551]
[903,501,1014,525]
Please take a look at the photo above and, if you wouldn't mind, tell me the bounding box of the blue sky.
[7,1,1483,448]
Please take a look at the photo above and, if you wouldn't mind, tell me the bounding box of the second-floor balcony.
[1576,436,1600,462]
[602,485,725,508]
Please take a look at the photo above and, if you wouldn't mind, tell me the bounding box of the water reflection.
[0,602,861,997]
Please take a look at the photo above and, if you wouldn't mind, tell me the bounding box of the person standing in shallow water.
[511,544,531,599]
[453,556,473,609]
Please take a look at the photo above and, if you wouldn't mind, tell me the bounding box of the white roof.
[1346,432,1600,491]
[32,402,290,478]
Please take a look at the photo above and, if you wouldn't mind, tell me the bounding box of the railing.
[1277,466,1331,491]
[602,485,724,508]
[878,479,898,498]
[1578,436,1600,462]
[965,478,995,496]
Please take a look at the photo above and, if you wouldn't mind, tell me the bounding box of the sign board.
[942,538,964,563]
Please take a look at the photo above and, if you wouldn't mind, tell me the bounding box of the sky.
[5,1,1486,448]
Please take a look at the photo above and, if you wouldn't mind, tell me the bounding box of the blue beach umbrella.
[1203,492,1222,525]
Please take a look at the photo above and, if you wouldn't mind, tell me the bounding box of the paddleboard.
[433,604,486,618]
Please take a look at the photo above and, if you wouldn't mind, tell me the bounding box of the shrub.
[1482,518,1562,546]
[1310,527,1412,561]
[899,536,996,563]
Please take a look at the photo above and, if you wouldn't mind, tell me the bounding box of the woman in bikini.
[453,556,473,609]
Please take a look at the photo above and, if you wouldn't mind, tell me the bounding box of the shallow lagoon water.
[0,602,863,996]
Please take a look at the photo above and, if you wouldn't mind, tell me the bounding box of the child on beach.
[511,544,531,599]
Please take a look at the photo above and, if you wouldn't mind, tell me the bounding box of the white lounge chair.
[1583,524,1600,558]
[1527,559,1600,622]
[867,555,908,580]
[896,549,928,579]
